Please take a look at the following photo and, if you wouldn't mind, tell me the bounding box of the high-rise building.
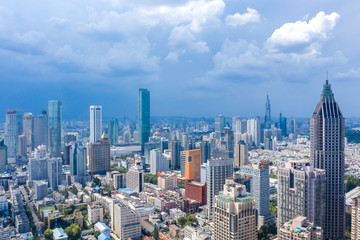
[232,116,241,133]
[70,142,87,177]
[184,149,202,182]
[108,117,119,145]
[113,201,141,240]
[239,161,270,218]
[150,149,168,174]
[247,118,260,146]
[185,180,207,206]
[88,133,110,175]
[351,195,360,240]
[200,141,211,164]
[279,113,287,137]
[240,119,247,134]
[47,158,62,190]
[215,115,225,139]
[90,105,102,143]
[234,140,248,167]
[180,150,186,177]
[138,88,150,153]
[5,110,18,161]
[310,79,345,239]
[126,161,144,192]
[206,157,233,219]
[265,93,271,129]
[48,100,62,158]
[213,181,257,240]
[221,127,234,154]
[277,161,325,228]
[18,135,27,156]
[34,110,48,149]
[278,216,323,240]
[0,140,7,172]
[28,157,49,181]
[22,113,34,152]
[158,174,177,190]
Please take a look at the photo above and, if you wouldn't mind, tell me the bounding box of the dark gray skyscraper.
[279,113,287,137]
[265,93,271,129]
[138,89,150,153]
[48,100,62,157]
[34,110,48,149]
[200,141,211,164]
[171,140,181,170]
[311,78,345,239]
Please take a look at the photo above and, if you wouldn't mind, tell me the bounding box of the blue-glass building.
[48,100,62,157]
[138,89,150,153]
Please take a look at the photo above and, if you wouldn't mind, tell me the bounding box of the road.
[20,185,43,236]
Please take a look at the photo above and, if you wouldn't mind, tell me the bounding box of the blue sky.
[1,0,359,120]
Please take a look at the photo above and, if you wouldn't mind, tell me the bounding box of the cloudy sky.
[1,0,359,120]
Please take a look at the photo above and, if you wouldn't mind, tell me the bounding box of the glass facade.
[138,89,150,153]
[48,100,62,157]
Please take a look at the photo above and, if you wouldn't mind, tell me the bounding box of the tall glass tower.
[310,78,345,239]
[48,100,62,157]
[265,93,271,129]
[138,89,150,153]
[108,117,119,145]
[90,105,102,143]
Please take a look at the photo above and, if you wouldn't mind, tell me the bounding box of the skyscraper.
[234,140,248,167]
[108,117,119,145]
[138,89,150,153]
[34,110,48,149]
[200,141,211,164]
[213,181,257,240]
[48,100,62,158]
[23,112,34,152]
[70,142,87,177]
[126,161,144,192]
[215,115,225,139]
[150,149,168,174]
[88,133,110,175]
[247,118,260,146]
[279,113,287,137]
[0,140,7,172]
[206,157,233,219]
[5,110,18,162]
[277,161,325,228]
[310,78,345,239]
[351,195,360,240]
[265,93,271,129]
[90,105,102,143]
[47,158,62,190]
[113,202,141,240]
[184,149,202,182]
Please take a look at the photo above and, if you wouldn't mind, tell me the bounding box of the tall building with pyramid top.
[310,76,345,239]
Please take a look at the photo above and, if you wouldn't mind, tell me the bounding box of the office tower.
[277,161,325,228]
[184,149,202,182]
[113,173,126,189]
[239,161,270,219]
[200,141,211,164]
[215,115,225,139]
[206,157,233,219]
[126,161,144,192]
[18,135,27,156]
[88,133,110,175]
[234,140,248,167]
[185,180,207,205]
[181,133,188,149]
[144,141,159,164]
[200,164,207,183]
[0,140,7,172]
[113,202,141,240]
[232,116,241,133]
[160,138,169,152]
[16,110,24,136]
[240,119,247,133]
[232,174,252,193]
[28,157,49,181]
[47,158,62,190]
[310,79,345,239]
[158,174,177,190]
[180,150,186,177]
[63,145,71,165]
[34,110,48,149]
[279,113,287,137]
[33,180,48,200]
[108,117,119,145]
[222,127,234,153]
[289,119,297,137]
[90,105,102,143]
[138,88,150,153]
[4,110,18,161]
[247,118,260,146]
[150,149,168,174]
[70,142,87,177]
[265,93,271,129]
[22,113,34,152]
[278,216,323,240]
[48,100,62,158]
[352,195,360,240]
[213,182,257,240]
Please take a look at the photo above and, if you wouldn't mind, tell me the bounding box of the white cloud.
[334,67,360,80]
[225,8,260,27]
[168,25,209,53]
[267,11,340,52]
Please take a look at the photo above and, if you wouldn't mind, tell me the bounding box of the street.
[20,185,43,236]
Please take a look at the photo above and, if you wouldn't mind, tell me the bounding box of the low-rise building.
[158,174,177,190]
[53,227,68,240]
[278,216,323,240]
[88,203,104,224]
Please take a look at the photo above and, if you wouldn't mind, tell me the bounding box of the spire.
[326,70,329,85]
[321,71,334,100]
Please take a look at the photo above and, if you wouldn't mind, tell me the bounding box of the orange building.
[185,180,207,205]
[184,149,202,182]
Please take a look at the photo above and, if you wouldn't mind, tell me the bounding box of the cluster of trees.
[177,180,185,188]
[113,166,129,173]
[269,199,277,214]
[69,185,78,195]
[91,177,101,187]
[64,223,81,240]
[25,205,40,240]
[177,214,198,228]
[345,129,360,143]
[258,224,277,240]
[345,175,360,193]
[144,173,158,184]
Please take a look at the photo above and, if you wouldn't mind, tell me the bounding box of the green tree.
[177,216,186,227]
[70,185,78,195]
[65,223,81,240]
[270,199,277,214]
[93,231,101,238]
[177,180,185,188]
[92,177,101,187]
[258,224,277,240]
[345,175,360,193]
[44,229,53,240]
[153,226,159,240]
[144,173,158,184]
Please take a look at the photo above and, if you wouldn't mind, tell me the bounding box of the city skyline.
[1,1,360,119]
